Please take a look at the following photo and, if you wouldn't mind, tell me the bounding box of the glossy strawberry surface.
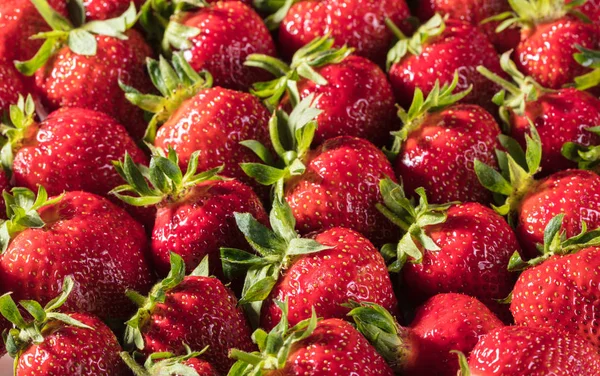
[261,227,399,330]
[140,275,255,375]
[467,326,600,375]
[83,0,146,20]
[395,104,501,205]
[35,30,154,140]
[0,61,27,113]
[285,136,397,246]
[278,0,411,66]
[180,1,276,91]
[16,313,130,375]
[282,318,394,375]
[389,20,504,113]
[0,192,154,321]
[517,169,600,258]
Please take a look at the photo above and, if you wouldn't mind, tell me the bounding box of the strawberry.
[256,0,411,66]
[479,52,600,175]
[387,16,504,113]
[414,0,520,53]
[247,35,397,147]
[222,198,398,330]
[348,295,504,376]
[123,54,272,193]
[569,0,600,22]
[16,1,154,139]
[84,0,146,20]
[389,76,502,205]
[0,276,130,375]
[120,346,218,376]
[0,187,154,321]
[492,0,599,89]
[124,253,255,375]
[509,214,600,348]
[377,179,519,319]
[456,326,600,375]
[229,303,394,376]
[475,126,600,259]
[242,95,398,245]
[0,61,28,114]
[112,149,268,277]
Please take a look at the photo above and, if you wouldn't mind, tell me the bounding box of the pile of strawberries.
[0,0,599,374]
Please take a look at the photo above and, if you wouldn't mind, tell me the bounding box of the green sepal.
[388,72,472,157]
[111,148,223,206]
[562,127,600,171]
[0,94,37,176]
[121,344,209,376]
[452,351,472,376]
[253,0,297,30]
[0,276,93,359]
[376,178,456,273]
[15,1,138,76]
[572,45,600,90]
[228,300,319,375]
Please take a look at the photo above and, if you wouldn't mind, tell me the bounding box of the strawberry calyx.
[0,276,93,362]
[386,13,445,71]
[220,198,331,326]
[485,0,590,32]
[241,94,322,198]
[121,53,213,142]
[121,343,209,376]
[387,72,472,159]
[508,214,600,271]
[228,300,319,375]
[475,123,543,224]
[0,95,38,176]
[124,253,210,351]
[562,126,600,172]
[346,301,418,374]
[452,351,472,376]
[111,147,223,207]
[573,45,600,90]
[246,34,353,111]
[0,186,63,253]
[376,178,455,272]
[15,0,138,76]
[253,0,300,30]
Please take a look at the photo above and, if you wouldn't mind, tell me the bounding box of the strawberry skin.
[140,275,255,375]
[511,246,600,349]
[282,318,394,375]
[184,358,219,376]
[515,18,599,89]
[278,0,411,66]
[389,20,504,113]
[260,227,399,330]
[467,326,600,375]
[407,293,504,376]
[510,88,600,175]
[83,0,146,20]
[0,191,154,321]
[517,169,600,258]
[291,55,397,147]
[155,87,271,191]
[284,136,397,246]
[570,0,600,23]
[16,313,130,375]
[34,30,154,139]
[180,1,276,91]
[152,179,268,277]
[0,61,27,113]
[395,104,501,205]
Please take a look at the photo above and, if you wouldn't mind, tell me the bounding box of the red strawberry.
[120,346,218,376]
[265,0,411,66]
[0,187,154,321]
[495,0,599,89]
[456,326,600,375]
[84,0,146,20]
[414,0,520,53]
[247,35,397,147]
[223,198,398,329]
[16,1,154,139]
[124,54,272,193]
[124,253,255,375]
[509,215,600,348]
[0,61,27,113]
[0,277,130,375]
[388,16,504,113]
[229,304,394,376]
[348,294,504,376]
[377,179,519,319]
[569,0,600,22]
[112,150,268,277]
[390,76,502,205]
